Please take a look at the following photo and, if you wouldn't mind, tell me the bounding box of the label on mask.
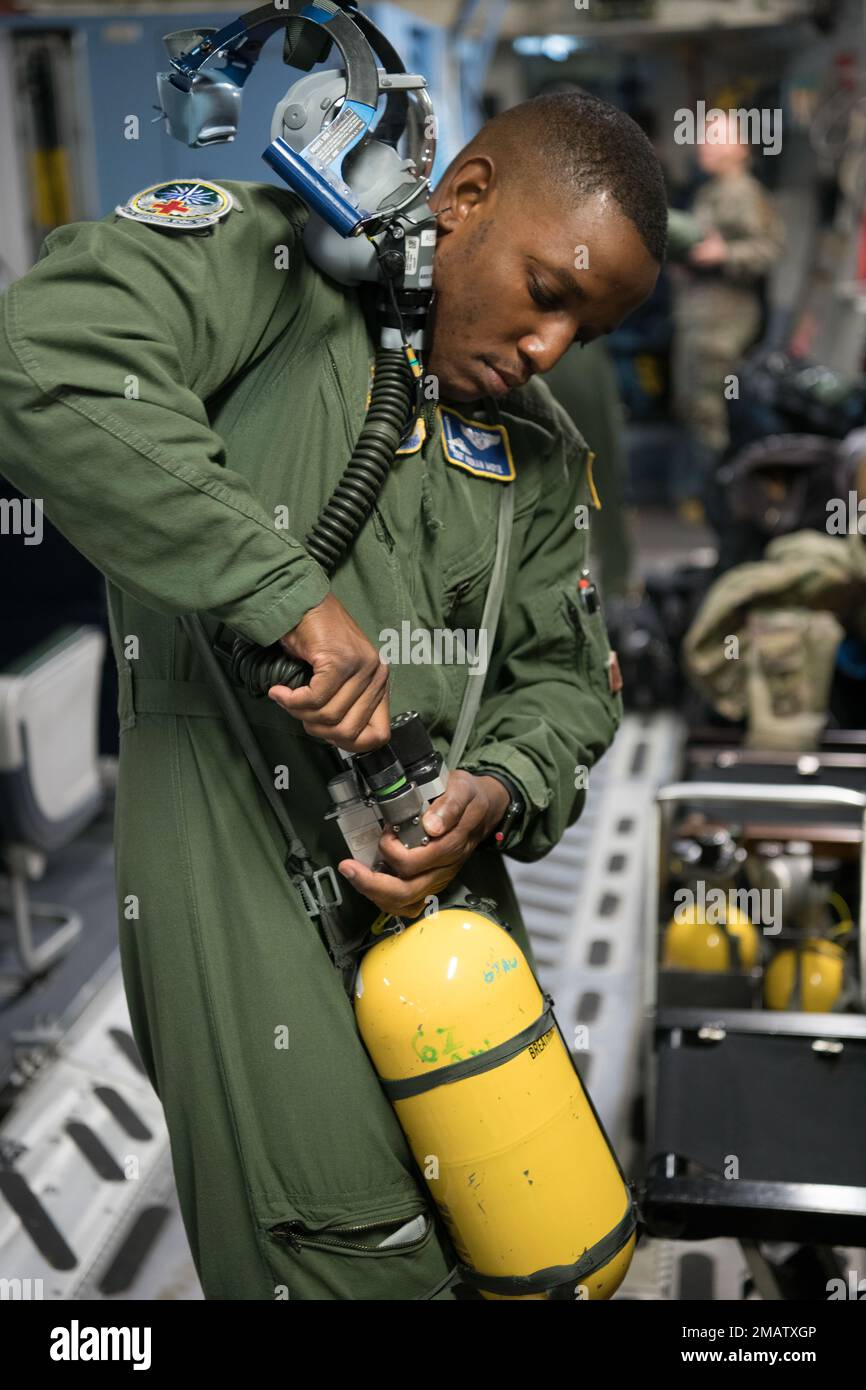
[439,406,516,482]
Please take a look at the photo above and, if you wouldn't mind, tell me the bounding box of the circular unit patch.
[115,180,233,230]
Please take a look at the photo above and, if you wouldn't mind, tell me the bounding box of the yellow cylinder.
[354,905,636,1300]
[663,903,759,971]
[764,938,845,1012]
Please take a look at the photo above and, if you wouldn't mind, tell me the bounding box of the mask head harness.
[157,1,437,351]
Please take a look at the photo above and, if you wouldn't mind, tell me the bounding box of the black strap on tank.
[379,997,556,1101]
[455,1202,638,1298]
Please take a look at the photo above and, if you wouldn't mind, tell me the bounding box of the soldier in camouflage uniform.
[672,113,784,511]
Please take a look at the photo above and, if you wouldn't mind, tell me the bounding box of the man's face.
[425,168,659,403]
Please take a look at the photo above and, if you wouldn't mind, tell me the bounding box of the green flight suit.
[0,179,622,1300]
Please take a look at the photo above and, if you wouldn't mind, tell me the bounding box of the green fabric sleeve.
[459,395,622,862]
[0,182,330,646]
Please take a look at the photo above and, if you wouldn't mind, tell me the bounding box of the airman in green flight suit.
[0,91,664,1299]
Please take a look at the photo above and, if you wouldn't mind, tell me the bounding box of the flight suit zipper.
[565,590,615,695]
[444,578,472,623]
[271,1216,429,1254]
[564,592,591,683]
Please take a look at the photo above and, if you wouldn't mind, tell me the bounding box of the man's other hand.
[268,592,391,753]
[337,771,511,917]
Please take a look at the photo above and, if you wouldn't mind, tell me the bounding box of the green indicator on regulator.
[376,776,408,797]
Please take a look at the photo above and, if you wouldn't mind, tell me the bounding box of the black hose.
[230,345,416,695]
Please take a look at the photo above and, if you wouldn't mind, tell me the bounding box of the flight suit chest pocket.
[436,476,531,630]
[526,584,622,717]
[439,519,498,630]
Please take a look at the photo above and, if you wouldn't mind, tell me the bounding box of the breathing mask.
[156,1,438,350]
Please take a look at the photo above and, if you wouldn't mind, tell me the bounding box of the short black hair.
[468,91,668,264]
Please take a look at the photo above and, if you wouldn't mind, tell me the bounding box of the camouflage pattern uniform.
[682,530,866,749]
[672,170,784,466]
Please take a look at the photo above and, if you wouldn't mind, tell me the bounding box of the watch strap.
[472,767,526,851]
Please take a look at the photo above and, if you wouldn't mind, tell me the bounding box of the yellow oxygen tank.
[764,937,845,1012]
[354,903,637,1300]
[663,902,759,972]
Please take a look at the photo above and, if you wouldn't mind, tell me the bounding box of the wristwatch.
[473,768,526,852]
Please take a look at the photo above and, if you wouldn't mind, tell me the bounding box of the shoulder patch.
[365,358,426,456]
[115,180,235,230]
[396,415,426,456]
[439,405,516,482]
[585,450,602,510]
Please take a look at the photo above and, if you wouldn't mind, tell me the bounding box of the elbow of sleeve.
[219,559,331,647]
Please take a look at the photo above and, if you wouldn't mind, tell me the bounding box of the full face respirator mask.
[157,0,437,350]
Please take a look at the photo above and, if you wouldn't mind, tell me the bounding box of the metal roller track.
[0,962,189,1300]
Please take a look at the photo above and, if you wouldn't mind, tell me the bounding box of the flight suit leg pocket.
[261,1200,458,1300]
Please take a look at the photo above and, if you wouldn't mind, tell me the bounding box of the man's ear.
[433,155,495,233]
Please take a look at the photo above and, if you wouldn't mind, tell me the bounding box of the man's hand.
[337,771,511,917]
[688,230,728,268]
[268,592,390,753]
